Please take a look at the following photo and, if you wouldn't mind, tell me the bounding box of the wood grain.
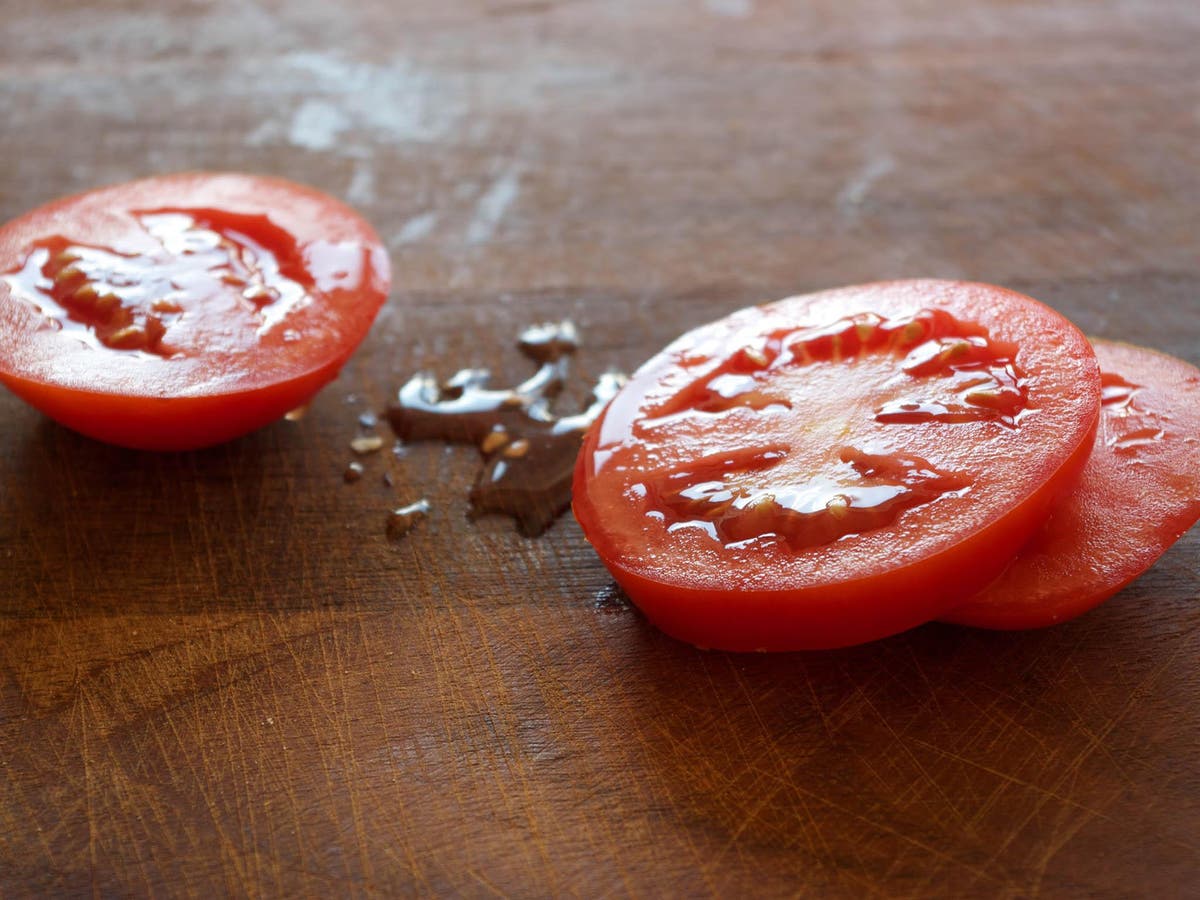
[1,1,1198,896]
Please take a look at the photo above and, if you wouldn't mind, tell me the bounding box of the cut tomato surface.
[573,280,1101,651]
[941,339,1200,629]
[0,173,390,450]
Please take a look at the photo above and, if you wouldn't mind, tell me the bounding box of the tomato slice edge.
[0,173,391,449]
[573,280,1102,650]
[940,338,1200,629]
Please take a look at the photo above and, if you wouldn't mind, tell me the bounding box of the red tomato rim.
[573,280,1102,650]
[0,173,391,449]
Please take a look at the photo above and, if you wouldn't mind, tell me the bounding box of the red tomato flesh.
[573,280,1101,651]
[941,339,1200,629]
[0,173,390,450]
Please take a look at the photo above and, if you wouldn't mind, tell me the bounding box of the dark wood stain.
[387,321,623,535]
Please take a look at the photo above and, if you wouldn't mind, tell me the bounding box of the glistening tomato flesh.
[0,173,390,450]
[572,280,1101,651]
[941,339,1200,629]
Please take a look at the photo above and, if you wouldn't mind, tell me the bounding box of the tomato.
[0,173,390,450]
[941,339,1200,629]
[572,280,1101,651]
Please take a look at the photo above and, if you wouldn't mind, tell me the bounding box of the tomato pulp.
[573,281,1101,651]
[942,339,1200,629]
[0,173,390,450]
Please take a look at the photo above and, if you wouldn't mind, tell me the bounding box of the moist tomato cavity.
[3,209,318,358]
[573,280,1101,651]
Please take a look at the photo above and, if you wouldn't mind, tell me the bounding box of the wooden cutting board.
[2,1,1197,895]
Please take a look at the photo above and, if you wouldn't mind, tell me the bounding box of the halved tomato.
[0,173,390,450]
[572,280,1101,651]
[941,339,1200,629]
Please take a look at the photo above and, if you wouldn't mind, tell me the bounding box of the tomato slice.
[572,280,1101,651]
[941,339,1200,629]
[0,173,390,450]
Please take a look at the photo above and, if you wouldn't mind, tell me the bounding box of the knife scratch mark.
[978,641,1187,887]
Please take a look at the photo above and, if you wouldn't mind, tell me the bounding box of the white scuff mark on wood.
[245,118,280,146]
[395,211,439,245]
[288,99,351,151]
[285,52,460,144]
[242,52,463,153]
[346,161,376,206]
[705,0,754,18]
[837,156,895,211]
[284,51,363,85]
[467,166,523,245]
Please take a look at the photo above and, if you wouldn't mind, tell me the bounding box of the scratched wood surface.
[2,1,1199,896]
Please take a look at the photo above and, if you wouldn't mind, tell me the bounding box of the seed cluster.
[44,248,169,352]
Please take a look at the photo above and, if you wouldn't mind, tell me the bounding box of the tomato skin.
[941,340,1200,630]
[573,280,1102,651]
[0,363,340,451]
[0,173,390,450]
